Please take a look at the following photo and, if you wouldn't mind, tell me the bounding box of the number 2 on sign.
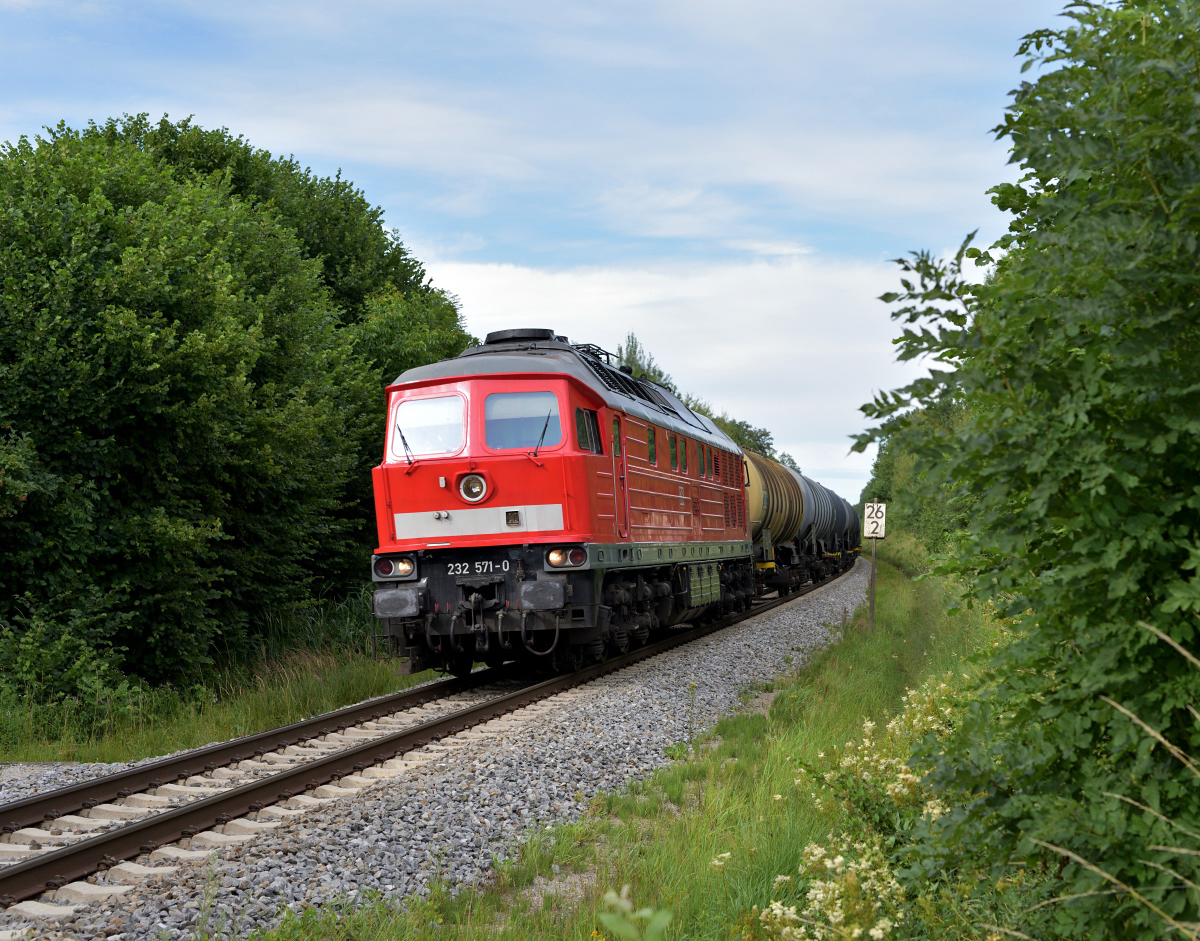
[864,503,887,539]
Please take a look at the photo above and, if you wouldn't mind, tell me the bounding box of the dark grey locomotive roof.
[391,329,742,451]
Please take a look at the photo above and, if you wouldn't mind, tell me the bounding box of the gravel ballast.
[0,560,870,940]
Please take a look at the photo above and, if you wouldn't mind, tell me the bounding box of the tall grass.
[0,587,435,764]
[257,556,1001,941]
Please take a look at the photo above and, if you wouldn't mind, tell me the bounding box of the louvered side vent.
[574,350,626,395]
[572,347,664,408]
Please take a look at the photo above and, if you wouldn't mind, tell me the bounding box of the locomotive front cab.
[371,373,610,675]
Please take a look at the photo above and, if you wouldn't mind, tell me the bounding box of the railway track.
[0,565,856,915]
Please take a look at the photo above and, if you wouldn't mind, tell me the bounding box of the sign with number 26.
[864,503,887,539]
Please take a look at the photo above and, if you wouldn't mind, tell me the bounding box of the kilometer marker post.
[863,502,886,631]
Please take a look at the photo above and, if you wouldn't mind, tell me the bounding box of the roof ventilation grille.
[570,343,677,412]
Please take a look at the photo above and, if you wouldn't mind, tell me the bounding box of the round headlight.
[374,558,394,577]
[459,474,487,502]
[547,548,569,567]
[395,558,415,577]
[567,548,587,566]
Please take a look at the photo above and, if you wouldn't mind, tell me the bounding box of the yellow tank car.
[743,450,804,549]
[742,450,853,591]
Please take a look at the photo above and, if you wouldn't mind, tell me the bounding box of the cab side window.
[612,418,622,457]
[575,408,603,454]
[575,408,592,452]
[586,411,602,453]
[647,427,657,465]
[669,435,678,470]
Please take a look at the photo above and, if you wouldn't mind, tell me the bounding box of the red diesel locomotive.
[370,328,860,676]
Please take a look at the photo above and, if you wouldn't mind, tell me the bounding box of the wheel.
[447,651,474,678]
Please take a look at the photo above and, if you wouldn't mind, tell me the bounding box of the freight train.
[370,328,861,676]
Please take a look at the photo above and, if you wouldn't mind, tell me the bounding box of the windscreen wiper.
[394,422,415,465]
[532,410,553,457]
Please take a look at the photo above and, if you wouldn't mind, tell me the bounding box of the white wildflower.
[922,799,947,821]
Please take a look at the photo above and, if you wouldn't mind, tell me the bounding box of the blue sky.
[3,0,1066,500]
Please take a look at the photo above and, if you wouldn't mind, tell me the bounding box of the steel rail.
[0,563,857,907]
[0,668,514,837]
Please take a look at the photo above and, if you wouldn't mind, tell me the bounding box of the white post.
[863,501,886,632]
[870,536,876,631]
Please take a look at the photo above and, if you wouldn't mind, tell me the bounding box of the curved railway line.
[0,565,855,919]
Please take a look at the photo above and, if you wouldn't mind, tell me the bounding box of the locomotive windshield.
[485,391,562,450]
[389,395,464,460]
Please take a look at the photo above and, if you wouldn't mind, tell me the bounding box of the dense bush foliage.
[80,116,472,585]
[84,115,433,320]
[0,117,472,697]
[858,2,1200,936]
[856,398,967,554]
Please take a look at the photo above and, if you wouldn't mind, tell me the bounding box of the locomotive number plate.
[445,559,512,576]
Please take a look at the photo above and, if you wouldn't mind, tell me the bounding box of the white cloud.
[151,78,1007,252]
[421,251,925,502]
[207,87,533,181]
[724,240,813,257]
[3,0,1058,258]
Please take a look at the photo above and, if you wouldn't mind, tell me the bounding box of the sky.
[2,0,1066,501]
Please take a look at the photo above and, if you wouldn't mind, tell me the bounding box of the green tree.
[857,399,967,553]
[0,116,474,698]
[81,115,432,321]
[75,115,475,587]
[616,331,676,389]
[0,126,360,685]
[709,413,775,456]
[684,395,775,456]
[858,3,1200,935]
[614,331,777,455]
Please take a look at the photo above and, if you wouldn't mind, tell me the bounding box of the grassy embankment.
[1,589,435,764]
[254,536,1001,941]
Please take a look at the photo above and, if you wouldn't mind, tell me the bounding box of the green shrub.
[858,397,969,556]
[859,2,1200,936]
[75,115,475,587]
[0,114,478,707]
[82,114,431,322]
[0,126,365,683]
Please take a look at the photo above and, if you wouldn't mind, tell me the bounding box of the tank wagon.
[370,328,860,676]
